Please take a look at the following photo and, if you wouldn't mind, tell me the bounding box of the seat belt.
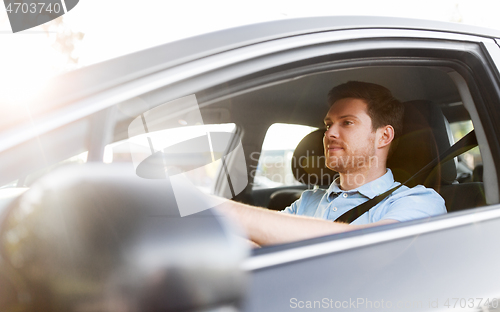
[334,130,478,223]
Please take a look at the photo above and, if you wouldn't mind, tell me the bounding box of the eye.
[343,120,353,126]
[324,124,331,130]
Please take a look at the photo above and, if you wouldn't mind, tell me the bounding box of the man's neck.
[339,167,388,191]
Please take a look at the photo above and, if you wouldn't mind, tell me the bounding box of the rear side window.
[252,123,317,189]
[449,120,482,182]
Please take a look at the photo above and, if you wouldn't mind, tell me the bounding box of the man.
[216,81,446,246]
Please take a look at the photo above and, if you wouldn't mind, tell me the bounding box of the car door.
[216,29,500,312]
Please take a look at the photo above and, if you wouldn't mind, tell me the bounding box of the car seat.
[266,129,337,210]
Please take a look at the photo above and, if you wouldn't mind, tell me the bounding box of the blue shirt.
[282,169,446,224]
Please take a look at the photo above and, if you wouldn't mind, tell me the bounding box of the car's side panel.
[243,207,500,312]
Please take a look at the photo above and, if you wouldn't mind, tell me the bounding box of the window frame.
[153,30,500,261]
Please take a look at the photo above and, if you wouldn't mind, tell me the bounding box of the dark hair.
[327,81,404,154]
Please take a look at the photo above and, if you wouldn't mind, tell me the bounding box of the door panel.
[243,207,500,311]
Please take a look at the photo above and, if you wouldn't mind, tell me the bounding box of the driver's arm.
[215,200,398,246]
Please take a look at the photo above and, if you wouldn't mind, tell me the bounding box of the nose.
[325,124,339,139]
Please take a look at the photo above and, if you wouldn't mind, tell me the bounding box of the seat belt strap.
[334,130,478,224]
[334,184,403,224]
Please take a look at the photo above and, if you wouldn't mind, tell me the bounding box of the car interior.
[34,64,475,224]
[187,65,487,215]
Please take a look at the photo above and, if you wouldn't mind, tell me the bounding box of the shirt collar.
[326,169,395,200]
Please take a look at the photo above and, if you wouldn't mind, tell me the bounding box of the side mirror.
[0,164,248,312]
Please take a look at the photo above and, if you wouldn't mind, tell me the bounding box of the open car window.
[106,64,495,222]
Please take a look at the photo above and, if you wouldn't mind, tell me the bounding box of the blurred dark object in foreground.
[0,164,248,312]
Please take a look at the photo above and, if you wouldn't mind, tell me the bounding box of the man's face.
[323,98,378,173]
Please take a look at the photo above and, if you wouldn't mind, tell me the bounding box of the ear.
[376,125,394,149]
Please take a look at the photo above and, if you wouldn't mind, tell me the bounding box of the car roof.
[33,16,500,114]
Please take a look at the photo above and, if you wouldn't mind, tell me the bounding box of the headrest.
[291,129,337,186]
[387,100,457,187]
[291,100,457,188]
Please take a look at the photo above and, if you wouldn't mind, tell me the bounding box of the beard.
[324,137,377,174]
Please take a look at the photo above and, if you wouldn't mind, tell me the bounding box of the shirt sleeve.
[281,189,326,216]
[380,186,447,222]
[281,189,315,215]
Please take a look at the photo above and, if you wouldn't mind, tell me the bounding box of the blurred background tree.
[41,16,84,72]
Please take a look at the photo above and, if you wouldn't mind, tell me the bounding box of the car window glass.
[252,123,317,189]
[105,123,236,194]
[449,120,482,182]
